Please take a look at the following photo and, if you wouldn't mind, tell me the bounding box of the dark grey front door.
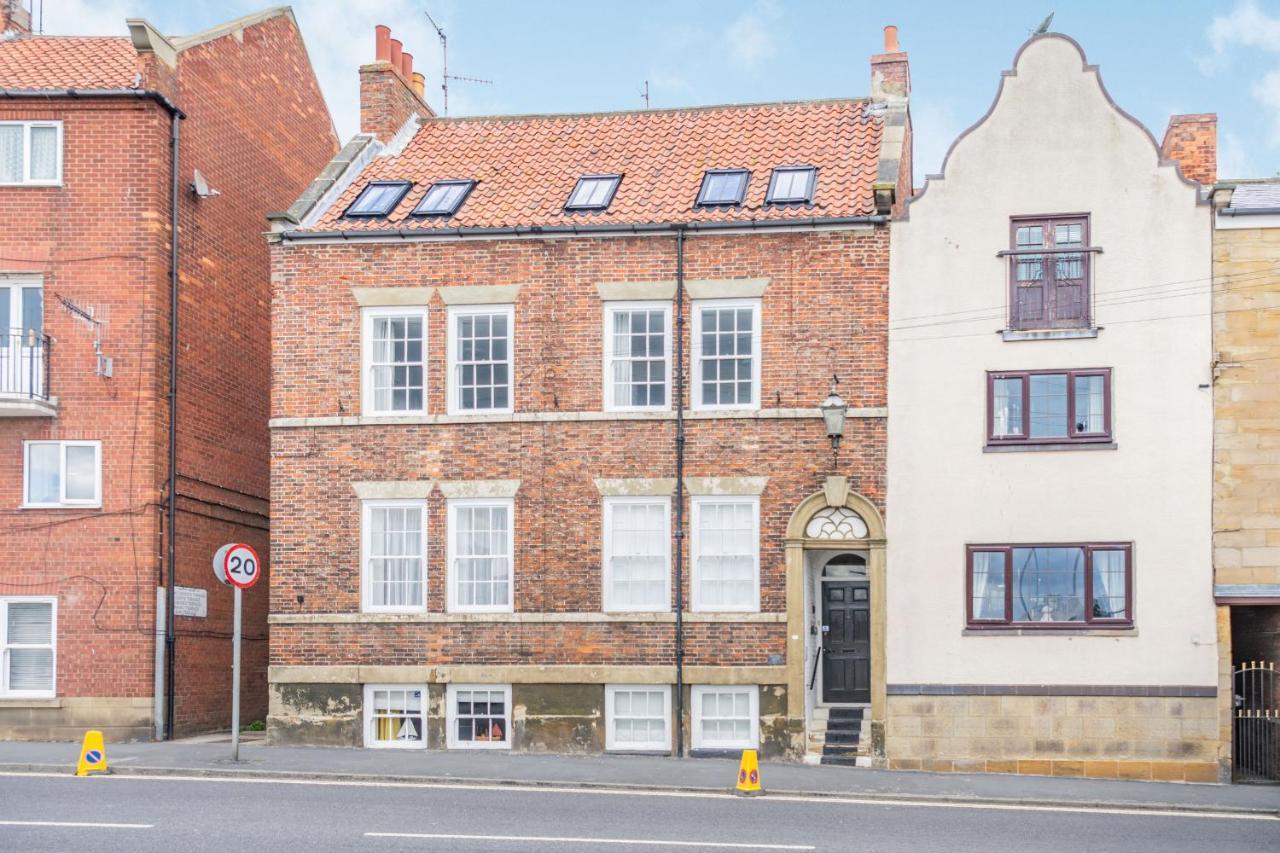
[822,581,870,703]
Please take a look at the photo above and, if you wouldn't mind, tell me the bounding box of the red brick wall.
[0,98,171,708]
[1160,113,1217,185]
[164,12,337,734]
[0,10,336,738]
[270,230,887,670]
[359,62,434,142]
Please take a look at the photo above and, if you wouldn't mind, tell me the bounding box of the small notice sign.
[174,586,208,618]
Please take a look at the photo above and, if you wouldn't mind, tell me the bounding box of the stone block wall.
[885,694,1220,782]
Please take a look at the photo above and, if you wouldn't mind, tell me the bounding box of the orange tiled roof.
[307,99,882,232]
[0,36,137,91]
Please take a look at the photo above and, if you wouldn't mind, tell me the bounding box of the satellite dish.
[191,168,221,198]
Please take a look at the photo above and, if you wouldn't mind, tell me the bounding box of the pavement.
[2,768,1278,852]
[0,735,1277,816]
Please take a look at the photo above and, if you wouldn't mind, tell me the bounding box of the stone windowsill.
[0,697,62,708]
[1000,327,1100,342]
[984,442,1117,454]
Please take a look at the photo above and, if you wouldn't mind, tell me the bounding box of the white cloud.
[35,0,135,36]
[1200,1,1280,164]
[722,0,782,71]
[1219,129,1257,179]
[1207,0,1280,56]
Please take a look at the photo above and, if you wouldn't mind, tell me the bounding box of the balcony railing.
[0,330,53,413]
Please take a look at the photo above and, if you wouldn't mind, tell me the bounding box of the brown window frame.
[965,543,1134,630]
[986,368,1112,446]
[1007,214,1092,330]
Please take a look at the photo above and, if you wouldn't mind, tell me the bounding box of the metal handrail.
[808,646,823,691]
[0,330,52,401]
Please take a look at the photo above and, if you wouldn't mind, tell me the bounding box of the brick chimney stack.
[1,0,32,37]
[871,24,910,100]
[359,24,435,142]
[1160,114,1217,185]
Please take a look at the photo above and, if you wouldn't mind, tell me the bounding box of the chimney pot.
[401,51,413,79]
[884,25,900,53]
[375,25,391,62]
[412,72,426,99]
[389,38,403,74]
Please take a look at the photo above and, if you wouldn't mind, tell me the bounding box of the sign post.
[213,542,260,762]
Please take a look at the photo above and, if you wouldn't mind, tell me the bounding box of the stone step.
[824,729,861,744]
[820,754,873,768]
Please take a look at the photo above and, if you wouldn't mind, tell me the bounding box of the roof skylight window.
[566,174,621,211]
[696,169,749,207]
[344,181,411,217]
[766,166,817,205]
[414,180,475,217]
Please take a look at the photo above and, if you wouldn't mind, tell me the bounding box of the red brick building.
[267,25,909,763]
[0,3,336,740]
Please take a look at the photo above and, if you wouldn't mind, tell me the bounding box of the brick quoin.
[0,9,336,740]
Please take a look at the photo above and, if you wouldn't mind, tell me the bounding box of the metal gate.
[1233,661,1279,783]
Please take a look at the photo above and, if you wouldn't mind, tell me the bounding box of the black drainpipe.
[165,109,181,740]
[673,227,686,758]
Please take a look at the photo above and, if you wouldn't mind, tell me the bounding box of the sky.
[24,0,1280,183]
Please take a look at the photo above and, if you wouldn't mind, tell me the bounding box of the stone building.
[1211,177,1280,781]
[887,33,1220,782]
[0,3,337,739]
[266,25,911,763]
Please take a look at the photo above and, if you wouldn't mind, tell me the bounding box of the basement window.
[344,181,412,217]
[766,166,817,204]
[1,597,56,697]
[566,174,622,211]
[363,685,426,748]
[447,684,511,749]
[414,180,475,217]
[605,684,672,752]
[691,685,758,750]
[696,169,749,207]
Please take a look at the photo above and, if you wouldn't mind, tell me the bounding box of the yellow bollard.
[75,730,109,777]
[734,748,764,797]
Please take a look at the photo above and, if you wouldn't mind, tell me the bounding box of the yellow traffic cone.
[734,748,763,796]
[75,730,109,777]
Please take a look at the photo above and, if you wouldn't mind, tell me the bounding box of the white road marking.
[366,832,814,849]
[0,771,1274,822]
[0,820,153,829]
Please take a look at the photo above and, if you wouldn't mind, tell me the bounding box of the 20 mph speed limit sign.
[213,543,261,589]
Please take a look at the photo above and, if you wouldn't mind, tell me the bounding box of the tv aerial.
[424,9,493,116]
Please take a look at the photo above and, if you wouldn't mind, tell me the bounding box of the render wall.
[887,36,1215,691]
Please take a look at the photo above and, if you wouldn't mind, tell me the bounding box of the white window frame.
[362,683,427,749]
[692,298,761,411]
[1,596,57,698]
[690,495,760,613]
[447,304,515,416]
[360,499,428,614]
[22,440,101,508]
[446,683,512,750]
[446,497,515,614]
[361,306,428,416]
[605,684,672,752]
[602,496,671,613]
[602,301,672,412]
[0,121,63,187]
[691,685,759,751]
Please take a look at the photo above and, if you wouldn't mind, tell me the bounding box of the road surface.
[0,771,1275,852]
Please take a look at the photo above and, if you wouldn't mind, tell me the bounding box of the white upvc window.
[447,498,514,613]
[602,496,670,612]
[692,299,761,410]
[447,304,514,415]
[23,440,101,508]
[362,307,427,415]
[691,685,758,751]
[361,500,427,612]
[690,496,760,612]
[0,121,62,186]
[363,684,426,749]
[605,684,672,752]
[446,683,511,749]
[1,597,56,698]
[603,302,671,411]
